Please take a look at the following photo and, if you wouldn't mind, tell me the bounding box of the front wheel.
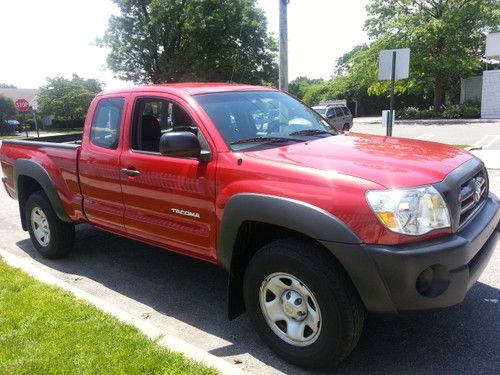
[25,191,75,259]
[244,238,364,369]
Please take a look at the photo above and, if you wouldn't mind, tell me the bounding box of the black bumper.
[322,193,500,314]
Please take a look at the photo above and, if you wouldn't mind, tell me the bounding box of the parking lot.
[0,166,499,374]
[353,118,500,150]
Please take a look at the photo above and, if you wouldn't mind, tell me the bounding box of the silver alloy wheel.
[30,206,50,247]
[259,272,322,346]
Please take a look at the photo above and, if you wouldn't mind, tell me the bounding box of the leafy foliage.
[296,0,499,115]
[0,94,16,121]
[37,75,103,127]
[365,0,500,111]
[288,76,324,99]
[99,0,278,85]
[0,83,17,88]
[442,102,480,118]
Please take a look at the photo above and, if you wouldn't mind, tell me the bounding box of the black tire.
[25,190,75,259]
[243,238,364,369]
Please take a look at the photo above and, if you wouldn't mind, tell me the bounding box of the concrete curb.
[0,250,247,375]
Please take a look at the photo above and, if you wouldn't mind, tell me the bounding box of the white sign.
[378,48,410,80]
[485,33,500,60]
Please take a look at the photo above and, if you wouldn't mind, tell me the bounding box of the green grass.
[0,260,218,375]
[453,144,472,149]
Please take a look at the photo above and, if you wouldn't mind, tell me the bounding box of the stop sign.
[15,99,30,112]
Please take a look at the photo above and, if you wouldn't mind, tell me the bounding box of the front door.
[119,94,217,261]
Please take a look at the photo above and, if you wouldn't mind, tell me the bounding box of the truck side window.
[91,97,125,149]
[335,107,343,117]
[132,98,198,153]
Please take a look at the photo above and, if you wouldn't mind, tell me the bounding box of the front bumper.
[322,193,500,314]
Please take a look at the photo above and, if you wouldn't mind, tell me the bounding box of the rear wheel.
[343,123,350,131]
[243,238,364,369]
[25,191,75,259]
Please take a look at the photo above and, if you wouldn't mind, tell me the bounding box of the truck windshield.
[195,90,336,150]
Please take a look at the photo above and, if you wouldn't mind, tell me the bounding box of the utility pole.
[279,0,289,91]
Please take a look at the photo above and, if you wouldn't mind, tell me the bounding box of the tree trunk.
[433,73,445,112]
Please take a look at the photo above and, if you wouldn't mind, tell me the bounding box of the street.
[0,165,498,374]
[352,118,500,150]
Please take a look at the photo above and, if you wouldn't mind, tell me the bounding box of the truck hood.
[245,133,474,188]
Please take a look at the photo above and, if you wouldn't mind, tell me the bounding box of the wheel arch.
[217,193,362,319]
[14,159,71,230]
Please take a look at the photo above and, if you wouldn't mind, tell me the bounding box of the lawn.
[0,260,217,375]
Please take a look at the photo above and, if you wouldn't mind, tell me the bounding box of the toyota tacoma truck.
[1,84,499,369]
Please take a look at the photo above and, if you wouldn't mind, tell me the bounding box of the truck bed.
[0,133,84,222]
[2,133,82,149]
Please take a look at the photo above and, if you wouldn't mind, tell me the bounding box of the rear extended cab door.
[78,94,128,232]
[118,91,218,262]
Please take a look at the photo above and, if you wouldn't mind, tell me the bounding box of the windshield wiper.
[289,129,336,136]
[230,136,304,145]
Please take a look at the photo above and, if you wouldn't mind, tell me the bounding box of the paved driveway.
[0,171,498,374]
[353,117,500,150]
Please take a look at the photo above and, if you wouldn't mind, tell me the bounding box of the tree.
[0,83,17,88]
[334,44,369,76]
[37,75,103,128]
[288,76,324,99]
[98,0,278,85]
[0,94,16,120]
[365,0,500,111]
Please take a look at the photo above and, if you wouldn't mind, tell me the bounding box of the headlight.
[366,186,450,235]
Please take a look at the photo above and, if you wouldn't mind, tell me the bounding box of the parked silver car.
[312,104,353,131]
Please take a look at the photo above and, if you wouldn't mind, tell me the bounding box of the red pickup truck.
[1,84,499,369]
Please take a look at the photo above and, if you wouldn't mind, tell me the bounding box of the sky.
[0,0,370,90]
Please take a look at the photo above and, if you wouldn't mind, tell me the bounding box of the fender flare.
[217,193,362,319]
[14,159,71,229]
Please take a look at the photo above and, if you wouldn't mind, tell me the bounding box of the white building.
[481,33,500,119]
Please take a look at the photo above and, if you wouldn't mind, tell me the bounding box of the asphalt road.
[353,118,500,150]
[0,172,499,374]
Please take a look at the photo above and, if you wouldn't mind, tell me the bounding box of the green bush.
[398,107,438,119]
[442,103,480,119]
[0,121,16,136]
[398,103,480,120]
[415,109,437,119]
[397,106,419,119]
[442,105,462,119]
[461,104,481,118]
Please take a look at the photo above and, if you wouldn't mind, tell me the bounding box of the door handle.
[121,168,141,177]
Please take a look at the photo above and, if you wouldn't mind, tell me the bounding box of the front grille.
[458,170,487,226]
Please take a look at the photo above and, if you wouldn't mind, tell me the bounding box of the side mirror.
[160,131,201,158]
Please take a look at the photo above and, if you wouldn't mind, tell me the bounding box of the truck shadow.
[16,224,500,375]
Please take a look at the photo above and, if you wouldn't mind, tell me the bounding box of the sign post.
[32,103,39,137]
[15,99,31,138]
[379,48,410,136]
